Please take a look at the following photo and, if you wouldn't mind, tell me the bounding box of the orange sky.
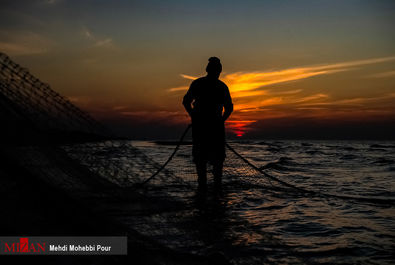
[165,56,395,136]
[1,1,394,138]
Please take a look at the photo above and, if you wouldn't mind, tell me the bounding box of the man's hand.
[183,97,194,119]
[222,103,233,122]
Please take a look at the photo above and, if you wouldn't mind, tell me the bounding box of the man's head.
[206,57,222,79]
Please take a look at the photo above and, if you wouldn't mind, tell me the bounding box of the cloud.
[81,27,114,48]
[222,69,343,96]
[366,70,395,79]
[171,56,395,100]
[292,93,329,103]
[231,89,269,98]
[112,105,129,111]
[0,42,46,56]
[82,27,94,40]
[300,93,395,107]
[230,91,395,136]
[221,56,395,97]
[180,74,197,80]
[0,30,53,56]
[270,89,303,95]
[168,86,189,92]
[167,56,395,136]
[94,38,113,48]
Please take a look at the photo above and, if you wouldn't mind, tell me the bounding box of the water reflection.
[64,140,395,264]
[192,187,232,264]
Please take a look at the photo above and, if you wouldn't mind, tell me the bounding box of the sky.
[1,0,395,139]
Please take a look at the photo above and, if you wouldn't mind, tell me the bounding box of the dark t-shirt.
[183,76,232,163]
[183,76,232,121]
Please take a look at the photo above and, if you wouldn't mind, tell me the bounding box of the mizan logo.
[4,238,46,253]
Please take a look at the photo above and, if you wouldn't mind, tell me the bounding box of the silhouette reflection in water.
[193,187,231,265]
[183,57,233,191]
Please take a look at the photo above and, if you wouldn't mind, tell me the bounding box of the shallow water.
[64,140,395,264]
[131,140,395,264]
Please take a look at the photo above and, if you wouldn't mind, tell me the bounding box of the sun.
[226,120,257,138]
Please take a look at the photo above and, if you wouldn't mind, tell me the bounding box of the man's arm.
[182,83,194,118]
[223,85,233,121]
[223,103,233,121]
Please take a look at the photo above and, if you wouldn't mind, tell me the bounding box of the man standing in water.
[183,57,233,191]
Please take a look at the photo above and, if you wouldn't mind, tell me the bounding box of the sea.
[66,139,395,265]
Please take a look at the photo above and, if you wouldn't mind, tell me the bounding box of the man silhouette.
[183,57,233,190]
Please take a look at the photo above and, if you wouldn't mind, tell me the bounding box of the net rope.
[63,125,395,205]
[1,52,393,205]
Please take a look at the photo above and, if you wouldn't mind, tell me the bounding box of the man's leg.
[213,161,223,188]
[196,161,207,190]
